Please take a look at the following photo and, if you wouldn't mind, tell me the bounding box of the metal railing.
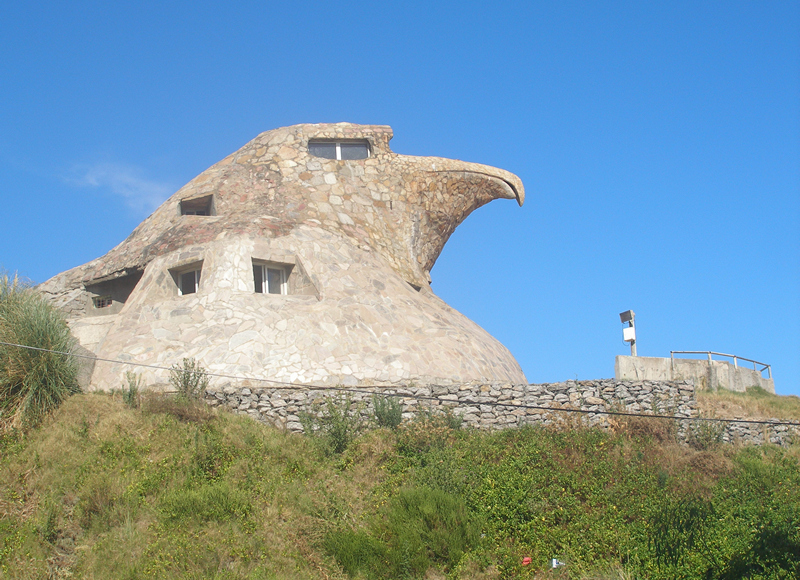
[670,351,772,379]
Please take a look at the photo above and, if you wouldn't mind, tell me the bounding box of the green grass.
[325,485,480,578]
[0,392,798,579]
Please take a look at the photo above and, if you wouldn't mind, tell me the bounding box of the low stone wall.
[205,378,695,428]
[720,419,798,447]
[204,378,799,447]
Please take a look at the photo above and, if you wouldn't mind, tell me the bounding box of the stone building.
[40,123,527,389]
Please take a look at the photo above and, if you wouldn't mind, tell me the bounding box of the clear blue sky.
[2,1,798,395]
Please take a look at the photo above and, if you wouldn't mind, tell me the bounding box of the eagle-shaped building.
[40,123,527,389]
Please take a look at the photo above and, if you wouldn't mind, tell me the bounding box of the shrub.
[396,410,463,455]
[372,393,403,429]
[325,486,480,579]
[647,495,715,574]
[191,425,237,481]
[300,393,365,455]
[0,272,80,430]
[612,415,676,443]
[443,408,463,430]
[122,371,141,409]
[36,500,59,544]
[323,528,386,577]
[383,486,479,574]
[168,358,209,400]
[687,415,727,450]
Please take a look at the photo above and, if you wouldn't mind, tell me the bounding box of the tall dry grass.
[697,386,800,421]
[0,272,80,430]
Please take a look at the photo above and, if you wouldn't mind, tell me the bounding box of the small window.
[180,195,214,216]
[309,140,370,160]
[253,263,287,295]
[179,269,201,295]
[84,269,143,317]
[93,295,113,308]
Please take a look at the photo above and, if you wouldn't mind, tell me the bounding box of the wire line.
[1,340,798,428]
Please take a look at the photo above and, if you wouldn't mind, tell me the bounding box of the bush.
[383,486,480,574]
[0,272,80,430]
[612,414,676,443]
[300,393,365,455]
[372,393,403,429]
[687,415,727,450]
[647,495,715,574]
[396,410,463,455]
[168,358,209,400]
[325,486,480,579]
[122,371,141,409]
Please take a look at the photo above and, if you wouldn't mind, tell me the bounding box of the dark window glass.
[180,271,198,295]
[180,195,214,216]
[253,265,263,293]
[309,140,370,160]
[309,142,337,160]
[339,142,369,160]
[267,268,284,294]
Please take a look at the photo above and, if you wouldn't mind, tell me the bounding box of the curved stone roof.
[41,123,527,389]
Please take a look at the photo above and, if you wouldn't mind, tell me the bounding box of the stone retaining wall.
[720,419,798,446]
[203,379,798,447]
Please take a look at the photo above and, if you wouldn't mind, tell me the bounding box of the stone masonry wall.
[719,419,798,446]
[204,378,799,447]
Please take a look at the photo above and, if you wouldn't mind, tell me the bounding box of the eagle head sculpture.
[40,123,527,389]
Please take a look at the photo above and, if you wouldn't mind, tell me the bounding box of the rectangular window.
[180,195,214,216]
[309,140,370,160]
[170,261,204,296]
[93,295,113,308]
[179,270,200,295]
[253,264,287,295]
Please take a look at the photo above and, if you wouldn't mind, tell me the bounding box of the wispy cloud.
[67,162,175,213]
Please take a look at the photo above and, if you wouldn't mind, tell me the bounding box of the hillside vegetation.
[1,390,798,580]
[697,386,800,421]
